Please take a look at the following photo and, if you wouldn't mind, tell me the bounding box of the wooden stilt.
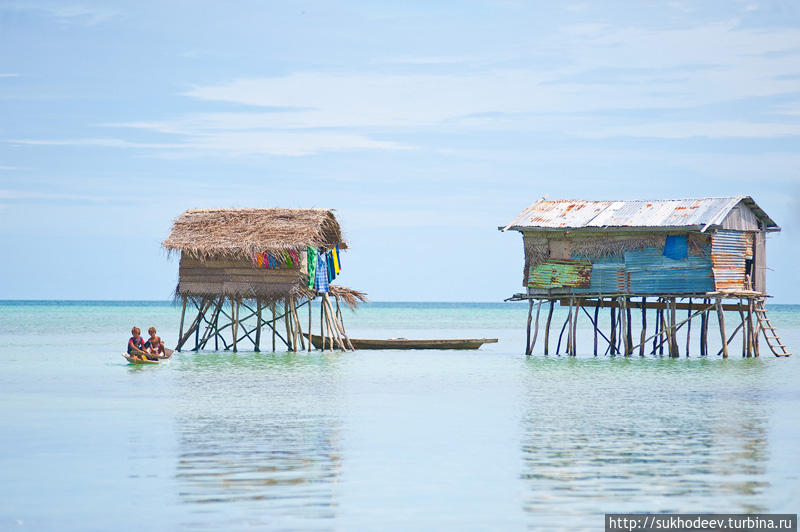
[529,300,542,355]
[525,299,533,356]
[231,299,239,353]
[594,298,601,356]
[752,304,761,357]
[255,299,262,352]
[685,298,692,357]
[308,297,312,352]
[271,303,277,351]
[214,299,219,351]
[625,298,632,356]
[284,301,293,351]
[640,297,647,356]
[177,299,187,351]
[620,297,629,356]
[738,298,747,358]
[746,298,754,358]
[556,308,570,355]
[670,298,679,357]
[571,298,579,356]
[716,298,728,359]
[610,299,617,355]
[565,298,574,355]
[544,300,554,355]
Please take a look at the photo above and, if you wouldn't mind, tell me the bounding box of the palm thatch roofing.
[163,208,347,260]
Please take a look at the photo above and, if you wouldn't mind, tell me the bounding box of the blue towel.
[316,252,329,293]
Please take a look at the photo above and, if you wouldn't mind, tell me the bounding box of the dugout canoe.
[307,334,498,350]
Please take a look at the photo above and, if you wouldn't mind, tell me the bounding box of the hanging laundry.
[307,247,318,289]
[284,251,293,268]
[327,251,336,281]
[316,251,329,293]
[331,245,341,274]
[289,249,299,266]
[256,253,264,268]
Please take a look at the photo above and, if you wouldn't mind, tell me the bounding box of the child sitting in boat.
[127,327,146,357]
[144,327,164,356]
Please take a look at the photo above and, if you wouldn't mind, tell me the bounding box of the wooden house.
[501,197,789,358]
[163,208,364,352]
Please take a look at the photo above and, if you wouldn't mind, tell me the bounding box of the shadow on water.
[171,351,344,529]
[519,357,771,528]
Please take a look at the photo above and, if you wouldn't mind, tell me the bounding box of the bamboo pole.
[529,300,542,355]
[716,298,728,359]
[334,295,355,351]
[308,297,312,352]
[715,321,744,357]
[640,297,647,357]
[544,300,554,355]
[320,298,326,351]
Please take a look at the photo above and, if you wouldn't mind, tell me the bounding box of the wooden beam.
[558,298,750,312]
[544,300,554,355]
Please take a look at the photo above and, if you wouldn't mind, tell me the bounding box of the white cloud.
[0,73,19,78]
[0,3,120,25]
[6,133,410,157]
[580,121,800,139]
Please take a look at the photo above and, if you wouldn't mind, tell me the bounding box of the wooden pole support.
[544,300,554,356]
[716,298,728,359]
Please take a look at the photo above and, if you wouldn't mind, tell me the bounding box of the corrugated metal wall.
[528,238,715,295]
[711,230,752,291]
[529,259,591,289]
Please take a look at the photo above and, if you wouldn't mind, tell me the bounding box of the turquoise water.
[0,301,798,531]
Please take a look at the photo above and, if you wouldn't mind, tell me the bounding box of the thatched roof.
[163,208,347,260]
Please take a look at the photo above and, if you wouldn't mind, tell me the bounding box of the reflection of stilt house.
[163,208,365,352]
[501,197,790,358]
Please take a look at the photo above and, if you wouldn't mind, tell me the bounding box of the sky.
[0,0,798,302]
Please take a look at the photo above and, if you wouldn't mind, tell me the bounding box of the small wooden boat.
[307,334,498,350]
[122,346,174,364]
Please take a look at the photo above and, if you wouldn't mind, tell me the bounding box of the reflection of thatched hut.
[163,208,365,352]
[501,197,789,358]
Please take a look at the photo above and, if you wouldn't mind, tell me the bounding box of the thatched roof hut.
[163,208,359,304]
[163,208,347,261]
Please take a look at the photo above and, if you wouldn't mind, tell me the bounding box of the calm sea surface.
[1,301,798,531]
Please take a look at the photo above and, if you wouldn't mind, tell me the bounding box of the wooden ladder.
[754,301,791,357]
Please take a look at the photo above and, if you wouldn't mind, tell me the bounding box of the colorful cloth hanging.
[284,251,293,268]
[315,252,329,293]
[256,253,264,268]
[307,246,317,289]
[331,245,341,274]
[327,250,336,281]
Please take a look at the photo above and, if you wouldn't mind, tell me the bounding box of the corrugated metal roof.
[502,196,779,232]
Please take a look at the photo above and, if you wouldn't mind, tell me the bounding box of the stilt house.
[163,208,364,352]
[501,197,790,358]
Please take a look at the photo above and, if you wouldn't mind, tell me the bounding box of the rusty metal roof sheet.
[502,196,779,232]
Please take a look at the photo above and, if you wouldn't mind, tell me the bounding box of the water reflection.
[520,358,771,527]
[173,352,343,529]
